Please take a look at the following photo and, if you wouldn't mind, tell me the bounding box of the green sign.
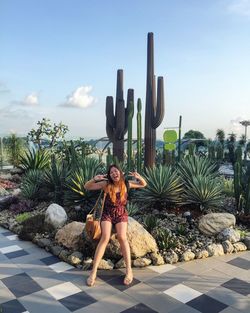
[163,130,178,151]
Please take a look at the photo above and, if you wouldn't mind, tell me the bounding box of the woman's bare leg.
[87,221,112,286]
[115,222,133,285]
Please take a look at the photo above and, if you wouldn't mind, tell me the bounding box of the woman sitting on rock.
[84,164,147,287]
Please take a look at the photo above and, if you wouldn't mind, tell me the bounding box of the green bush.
[135,165,182,209]
[21,169,44,200]
[142,214,161,233]
[16,212,32,223]
[19,148,50,171]
[155,228,179,251]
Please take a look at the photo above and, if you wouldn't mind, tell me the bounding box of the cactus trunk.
[144,32,165,168]
[137,98,142,173]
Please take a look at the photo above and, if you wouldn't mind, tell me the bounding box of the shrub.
[16,212,32,223]
[155,228,179,251]
[19,148,50,171]
[135,165,182,209]
[142,215,161,233]
[21,169,44,200]
[9,200,34,214]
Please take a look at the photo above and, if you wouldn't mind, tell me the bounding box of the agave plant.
[126,202,140,216]
[43,154,71,204]
[64,157,103,210]
[19,148,50,171]
[21,169,44,200]
[142,214,161,233]
[155,228,179,251]
[135,165,183,209]
[183,175,223,210]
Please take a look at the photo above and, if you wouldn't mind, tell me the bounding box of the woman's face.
[109,166,121,183]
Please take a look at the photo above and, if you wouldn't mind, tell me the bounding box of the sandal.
[124,273,133,286]
[86,273,96,287]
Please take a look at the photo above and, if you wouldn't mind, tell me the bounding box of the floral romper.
[101,192,128,225]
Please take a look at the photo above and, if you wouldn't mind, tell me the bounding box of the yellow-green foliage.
[16,212,32,223]
[222,177,234,197]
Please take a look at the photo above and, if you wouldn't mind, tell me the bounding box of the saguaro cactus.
[106,70,134,162]
[144,32,165,168]
[137,98,142,173]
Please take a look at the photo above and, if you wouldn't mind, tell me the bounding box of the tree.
[183,130,205,140]
[28,118,69,149]
[216,129,225,146]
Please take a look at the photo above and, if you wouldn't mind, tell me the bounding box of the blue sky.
[0,0,250,140]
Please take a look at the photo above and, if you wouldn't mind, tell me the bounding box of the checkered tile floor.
[0,226,249,313]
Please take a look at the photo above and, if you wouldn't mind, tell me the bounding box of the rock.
[11,188,21,196]
[59,249,71,262]
[150,252,165,265]
[207,243,224,256]
[0,187,9,197]
[0,173,12,180]
[164,251,179,264]
[37,238,51,249]
[198,213,236,236]
[50,245,63,256]
[19,214,45,240]
[105,217,158,260]
[243,236,250,250]
[182,251,195,262]
[217,228,240,243]
[98,259,114,270]
[0,195,18,210]
[69,252,83,265]
[195,249,209,259]
[133,257,152,267]
[45,203,67,229]
[10,168,23,175]
[55,222,84,250]
[82,258,93,270]
[222,240,234,254]
[233,242,247,252]
[114,258,126,269]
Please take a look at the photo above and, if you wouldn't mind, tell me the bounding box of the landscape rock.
[45,203,67,229]
[133,257,152,267]
[150,252,165,265]
[198,213,236,236]
[207,243,224,256]
[222,240,234,254]
[233,242,247,252]
[217,228,240,243]
[98,259,114,270]
[55,221,84,250]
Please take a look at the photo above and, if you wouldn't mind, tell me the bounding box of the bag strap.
[98,192,107,220]
[88,190,103,215]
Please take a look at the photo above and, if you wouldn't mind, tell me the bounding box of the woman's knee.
[100,234,110,244]
[116,233,127,243]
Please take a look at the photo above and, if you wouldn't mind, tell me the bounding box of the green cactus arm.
[106,96,115,128]
[114,99,125,140]
[125,89,134,133]
[152,76,164,129]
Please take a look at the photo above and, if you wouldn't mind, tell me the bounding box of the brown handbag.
[85,191,106,240]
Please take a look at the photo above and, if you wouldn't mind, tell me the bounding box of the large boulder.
[104,217,158,260]
[217,228,240,243]
[55,221,85,250]
[45,203,67,229]
[198,213,236,236]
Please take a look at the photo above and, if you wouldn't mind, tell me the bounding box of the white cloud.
[229,116,247,136]
[60,86,96,108]
[12,92,39,106]
[228,0,250,17]
[0,82,10,93]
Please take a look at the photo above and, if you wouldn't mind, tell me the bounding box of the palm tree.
[216,129,225,146]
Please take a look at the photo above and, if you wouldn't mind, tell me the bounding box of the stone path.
[0,226,249,313]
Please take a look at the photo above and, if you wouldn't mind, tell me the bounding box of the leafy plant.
[135,165,182,209]
[5,134,24,167]
[21,169,44,200]
[19,148,50,171]
[222,177,234,197]
[178,156,223,210]
[142,214,161,233]
[16,212,32,223]
[9,200,34,214]
[64,157,102,210]
[43,154,70,204]
[126,202,140,216]
[155,228,179,251]
[175,223,187,236]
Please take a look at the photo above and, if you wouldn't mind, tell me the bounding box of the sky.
[0,0,250,141]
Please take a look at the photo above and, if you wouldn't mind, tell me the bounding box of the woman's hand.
[93,174,108,182]
[128,171,147,188]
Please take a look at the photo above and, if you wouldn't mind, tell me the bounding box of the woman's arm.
[128,172,147,189]
[84,174,108,191]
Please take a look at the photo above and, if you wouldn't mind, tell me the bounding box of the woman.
[84,164,147,287]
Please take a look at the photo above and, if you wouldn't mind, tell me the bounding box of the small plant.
[9,200,34,214]
[155,228,179,251]
[16,212,32,223]
[142,214,161,233]
[21,169,44,200]
[19,148,50,171]
[126,202,140,216]
[222,177,234,197]
[175,223,187,236]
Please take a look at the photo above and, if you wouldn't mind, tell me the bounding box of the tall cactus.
[137,98,142,173]
[127,99,134,172]
[144,32,165,168]
[106,70,134,162]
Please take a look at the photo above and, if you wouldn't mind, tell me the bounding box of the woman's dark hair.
[107,164,125,184]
